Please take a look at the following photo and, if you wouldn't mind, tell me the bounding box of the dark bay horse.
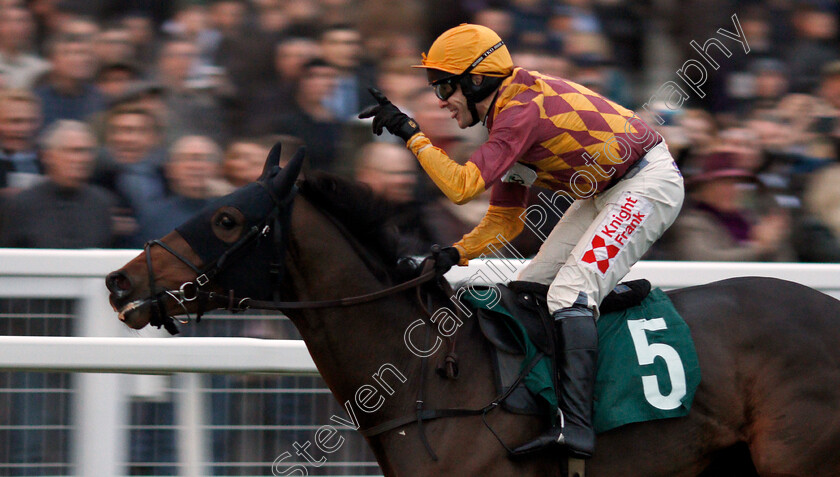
[106,146,840,476]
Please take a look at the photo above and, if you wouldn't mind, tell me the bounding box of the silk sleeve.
[407,133,486,205]
[453,204,526,264]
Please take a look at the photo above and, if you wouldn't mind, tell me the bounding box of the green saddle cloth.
[465,288,701,433]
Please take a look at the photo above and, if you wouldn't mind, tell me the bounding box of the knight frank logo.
[581,192,653,276]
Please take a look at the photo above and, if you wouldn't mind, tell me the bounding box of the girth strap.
[359,408,486,438]
[358,349,546,456]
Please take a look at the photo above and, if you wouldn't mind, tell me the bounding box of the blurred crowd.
[0,0,839,262]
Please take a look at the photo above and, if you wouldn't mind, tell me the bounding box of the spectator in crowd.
[716,6,783,115]
[590,0,645,73]
[775,93,838,171]
[94,105,167,247]
[59,14,100,44]
[820,61,840,110]
[356,141,417,203]
[376,56,427,113]
[166,2,211,54]
[274,36,321,87]
[219,135,303,192]
[785,3,838,94]
[207,0,273,107]
[0,5,50,89]
[817,62,840,160]
[222,137,271,188]
[93,21,135,66]
[121,11,158,69]
[511,47,571,78]
[156,35,229,144]
[569,52,632,106]
[794,162,840,262]
[663,152,792,261]
[473,8,515,45]
[0,89,42,195]
[243,35,321,136]
[0,120,116,248]
[254,0,289,40]
[739,6,777,61]
[281,0,321,29]
[134,135,224,241]
[674,108,719,166]
[87,80,165,142]
[320,23,377,120]
[273,58,343,173]
[355,141,469,254]
[508,0,548,48]
[320,0,358,26]
[747,59,789,113]
[34,32,105,129]
[94,61,141,103]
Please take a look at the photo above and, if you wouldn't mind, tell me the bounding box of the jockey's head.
[413,24,513,126]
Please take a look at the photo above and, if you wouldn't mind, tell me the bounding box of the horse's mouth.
[117,298,151,329]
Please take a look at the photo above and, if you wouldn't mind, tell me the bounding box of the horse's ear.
[259,142,283,180]
[273,146,306,197]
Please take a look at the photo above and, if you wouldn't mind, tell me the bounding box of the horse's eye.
[216,214,236,230]
[211,207,245,243]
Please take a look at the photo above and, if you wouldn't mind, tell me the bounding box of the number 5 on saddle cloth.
[463,279,701,433]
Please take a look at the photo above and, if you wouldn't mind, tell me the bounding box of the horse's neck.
[283,200,542,475]
[284,200,425,422]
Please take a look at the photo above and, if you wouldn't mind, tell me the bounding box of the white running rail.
[1,248,839,476]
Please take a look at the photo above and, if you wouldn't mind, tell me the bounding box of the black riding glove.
[433,246,462,276]
[358,87,421,142]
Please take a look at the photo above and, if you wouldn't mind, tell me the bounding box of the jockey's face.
[438,84,472,129]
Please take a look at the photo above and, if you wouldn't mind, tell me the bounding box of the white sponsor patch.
[580,192,653,277]
[501,162,537,186]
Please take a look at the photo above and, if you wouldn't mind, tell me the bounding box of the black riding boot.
[512,303,598,458]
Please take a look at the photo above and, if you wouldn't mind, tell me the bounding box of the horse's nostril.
[106,271,133,296]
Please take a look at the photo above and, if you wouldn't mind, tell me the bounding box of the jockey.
[359,23,684,458]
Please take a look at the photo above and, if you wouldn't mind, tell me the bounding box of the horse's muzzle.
[106,270,133,299]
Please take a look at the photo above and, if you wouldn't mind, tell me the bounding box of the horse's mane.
[299,171,403,277]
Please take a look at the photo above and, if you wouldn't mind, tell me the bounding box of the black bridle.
[138,177,294,334]
[138,182,438,335]
[143,224,266,333]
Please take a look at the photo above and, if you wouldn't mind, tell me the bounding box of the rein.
[200,268,438,311]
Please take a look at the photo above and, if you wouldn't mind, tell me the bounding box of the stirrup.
[511,409,565,455]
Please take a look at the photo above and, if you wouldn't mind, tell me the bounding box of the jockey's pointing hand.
[358,87,421,142]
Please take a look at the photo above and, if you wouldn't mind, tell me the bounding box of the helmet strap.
[466,101,480,127]
[460,74,506,127]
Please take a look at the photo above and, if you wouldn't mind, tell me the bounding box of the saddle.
[475,279,651,416]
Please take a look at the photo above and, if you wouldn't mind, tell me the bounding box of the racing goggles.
[432,75,460,101]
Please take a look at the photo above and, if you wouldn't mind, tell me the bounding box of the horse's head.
[106,144,305,333]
